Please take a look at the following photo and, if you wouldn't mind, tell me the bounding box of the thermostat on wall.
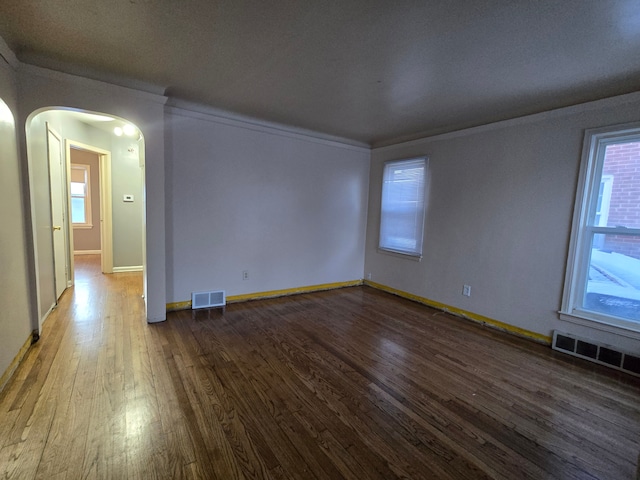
[123,194,134,202]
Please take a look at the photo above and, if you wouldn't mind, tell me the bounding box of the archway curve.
[25,106,147,332]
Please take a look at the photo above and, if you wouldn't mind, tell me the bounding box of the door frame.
[65,139,113,279]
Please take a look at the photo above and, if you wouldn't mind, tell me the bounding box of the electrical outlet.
[367,273,372,280]
[462,285,471,297]
[242,270,249,280]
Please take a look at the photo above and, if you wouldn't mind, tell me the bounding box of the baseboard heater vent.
[191,290,226,309]
[552,331,640,377]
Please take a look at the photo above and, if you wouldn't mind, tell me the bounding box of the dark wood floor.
[1,255,639,479]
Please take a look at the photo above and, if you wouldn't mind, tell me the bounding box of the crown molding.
[166,98,370,153]
[18,63,168,105]
[0,36,18,69]
[374,90,640,152]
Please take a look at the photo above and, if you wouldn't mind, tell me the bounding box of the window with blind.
[379,157,427,257]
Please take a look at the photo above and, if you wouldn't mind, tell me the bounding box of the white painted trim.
[374,91,640,151]
[17,63,168,105]
[559,312,640,341]
[560,128,597,319]
[100,152,113,274]
[40,303,56,328]
[166,102,370,152]
[559,122,640,334]
[112,265,143,273]
[66,139,113,275]
[74,250,101,255]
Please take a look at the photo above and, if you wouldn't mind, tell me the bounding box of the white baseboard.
[74,250,101,255]
[112,265,143,273]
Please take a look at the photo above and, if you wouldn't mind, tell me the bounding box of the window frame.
[378,156,428,258]
[70,163,92,229]
[560,123,640,334]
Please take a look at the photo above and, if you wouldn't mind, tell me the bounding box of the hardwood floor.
[1,254,639,479]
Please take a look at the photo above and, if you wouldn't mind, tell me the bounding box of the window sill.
[377,248,422,262]
[558,310,640,340]
[73,224,93,230]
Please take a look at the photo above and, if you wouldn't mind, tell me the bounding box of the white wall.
[17,65,167,322]
[23,109,57,322]
[365,94,640,352]
[0,55,32,384]
[166,107,370,303]
[110,134,144,268]
[63,117,144,267]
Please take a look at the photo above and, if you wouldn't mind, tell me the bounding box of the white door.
[47,125,68,300]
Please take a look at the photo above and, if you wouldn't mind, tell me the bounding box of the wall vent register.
[191,290,226,309]
[552,331,640,377]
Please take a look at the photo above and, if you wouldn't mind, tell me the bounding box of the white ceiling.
[56,110,136,133]
[1,1,639,147]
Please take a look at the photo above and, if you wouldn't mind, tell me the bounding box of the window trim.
[378,156,428,258]
[70,163,93,229]
[560,123,640,333]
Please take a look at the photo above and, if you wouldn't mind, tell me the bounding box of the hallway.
[0,255,147,478]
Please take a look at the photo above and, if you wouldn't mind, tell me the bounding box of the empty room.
[0,1,639,479]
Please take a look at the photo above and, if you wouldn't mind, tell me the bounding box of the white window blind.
[379,157,427,257]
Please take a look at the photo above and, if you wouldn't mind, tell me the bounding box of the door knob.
[53,226,62,231]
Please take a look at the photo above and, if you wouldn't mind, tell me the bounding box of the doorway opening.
[66,141,113,281]
[26,108,146,332]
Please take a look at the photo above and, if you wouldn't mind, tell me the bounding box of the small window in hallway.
[70,163,92,227]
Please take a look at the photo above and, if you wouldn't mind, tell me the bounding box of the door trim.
[65,139,113,277]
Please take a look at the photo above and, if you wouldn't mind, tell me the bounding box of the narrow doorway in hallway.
[70,147,102,279]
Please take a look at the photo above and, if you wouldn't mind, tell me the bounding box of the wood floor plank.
[227,306,466,479]
[32,335,82,479]
[1,254,639,479]
[207,310,397,479]
[193,326,324,480]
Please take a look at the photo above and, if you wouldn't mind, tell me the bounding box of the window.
[561,125,640,331]
[70,164,92,227]
[379,157,427,257]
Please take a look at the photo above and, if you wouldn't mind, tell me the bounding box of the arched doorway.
[25,108,146,332]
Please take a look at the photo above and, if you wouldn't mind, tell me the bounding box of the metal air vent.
[552,331,640,377]
[191,290,226,309]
